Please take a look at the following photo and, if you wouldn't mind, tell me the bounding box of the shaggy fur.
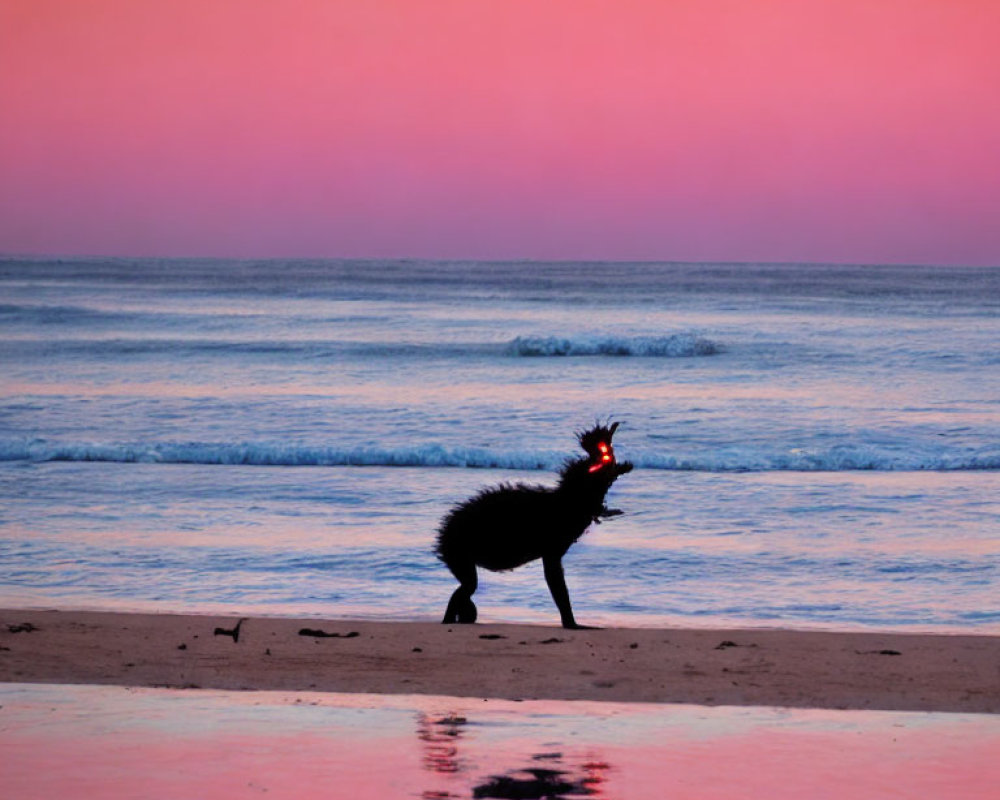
[436,422,633,628]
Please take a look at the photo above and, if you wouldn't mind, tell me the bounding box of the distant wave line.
[0,323,721,359]
[3,440,997,472]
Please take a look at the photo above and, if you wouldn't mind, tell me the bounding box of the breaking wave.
[506,333,719,357]
[1,331,719,360]
[0,440,558,470]
[3,439,997,472]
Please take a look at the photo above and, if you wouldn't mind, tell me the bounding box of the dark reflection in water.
[473,764,604,799]
[417,713,470,776]
[417,711,610,799]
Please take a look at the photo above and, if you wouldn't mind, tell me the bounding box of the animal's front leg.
[542,554,598,630]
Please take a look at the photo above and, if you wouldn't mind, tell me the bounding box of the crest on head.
[578,421,619,473]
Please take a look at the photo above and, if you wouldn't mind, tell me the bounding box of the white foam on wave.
[506,333,719,357]
[0,440,560,470]
[3,439,997,472]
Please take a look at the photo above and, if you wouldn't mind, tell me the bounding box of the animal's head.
[578,421,625,474]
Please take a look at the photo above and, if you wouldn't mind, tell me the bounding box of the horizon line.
[2,252,996,270]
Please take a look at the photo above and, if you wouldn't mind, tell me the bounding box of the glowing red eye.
[589,442,613,471]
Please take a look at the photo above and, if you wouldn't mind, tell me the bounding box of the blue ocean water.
[1,257,998,630]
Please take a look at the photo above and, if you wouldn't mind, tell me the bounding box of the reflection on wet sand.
[472,758,610,800]
[418,712,467,776]
[418,710,610,798]
[3,684,999,799]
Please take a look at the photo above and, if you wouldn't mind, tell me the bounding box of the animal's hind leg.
[442,560,478,624]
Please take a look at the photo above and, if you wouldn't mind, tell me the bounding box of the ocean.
[1,257,998,631]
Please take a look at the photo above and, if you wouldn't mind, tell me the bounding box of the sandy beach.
[1,609,997,713]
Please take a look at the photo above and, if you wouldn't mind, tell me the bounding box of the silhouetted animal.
[436,422,633,629]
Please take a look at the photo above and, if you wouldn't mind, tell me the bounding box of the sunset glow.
[2,0,998,264]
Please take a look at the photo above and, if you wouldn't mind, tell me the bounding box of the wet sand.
[5,684,1000,800]
[1,609,997,713]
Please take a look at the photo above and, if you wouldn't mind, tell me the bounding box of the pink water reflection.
[2,685,998,799]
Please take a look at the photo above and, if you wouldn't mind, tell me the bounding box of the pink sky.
[2,0,998,264]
